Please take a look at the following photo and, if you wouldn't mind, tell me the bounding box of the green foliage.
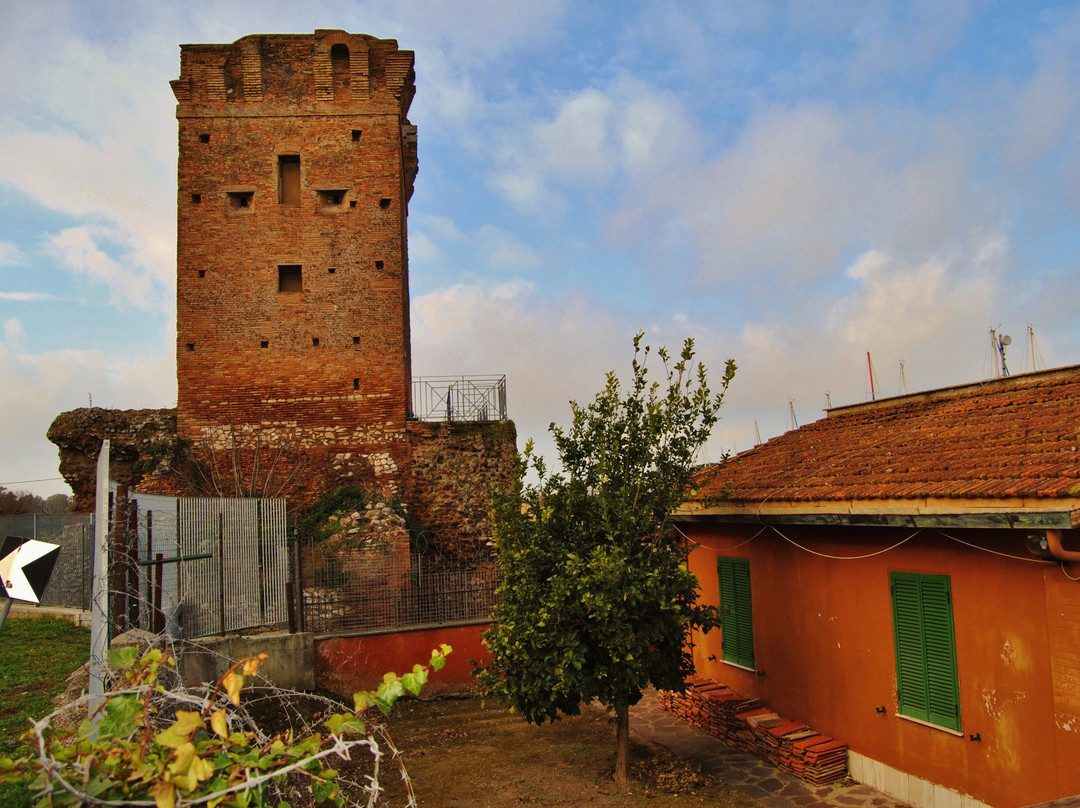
[477,333,735,731]
[297,485,371,544]
[0,643,451,808]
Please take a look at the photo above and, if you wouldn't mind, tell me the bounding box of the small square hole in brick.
[375,260,384,269]
[352,130,362,142]
[353,378,360,390]
[328,267,336,274]
[349,200,357,208]
[260,340,269,348]
[199,133,210,143]
[186,343,195,352]
[198,270,206,278]
[191,193,201,204]
[379,198,391,209]
[353,336,360,345]
[227,191,253,208]
[312,337,320,347]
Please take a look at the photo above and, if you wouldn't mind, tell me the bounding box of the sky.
[2,0,1080,498]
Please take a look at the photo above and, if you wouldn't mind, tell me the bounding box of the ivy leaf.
[155,711,205,748]
[241,653,269,677]
[150,780,176,808]
[223,671,244,706]
[209,709,228,739]
[401,664,428,696]
[107,646,140,671]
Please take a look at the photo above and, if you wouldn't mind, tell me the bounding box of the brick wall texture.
[173,31,418,496]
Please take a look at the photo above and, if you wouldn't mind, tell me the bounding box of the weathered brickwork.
[173,31,417,497]
[49,31,519,557]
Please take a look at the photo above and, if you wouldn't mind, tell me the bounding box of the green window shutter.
[717,557,755,669]
[890,572,961,732]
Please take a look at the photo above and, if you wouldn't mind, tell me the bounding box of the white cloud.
[0,331,175,497]
[0,292,61,302]
[44,226,155,310]
[4,318,24,343]
[0,242,23,267]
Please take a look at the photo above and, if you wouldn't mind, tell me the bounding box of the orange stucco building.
[677,366,1080,808]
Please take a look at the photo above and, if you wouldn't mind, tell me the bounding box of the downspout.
[1045,529,1080,563]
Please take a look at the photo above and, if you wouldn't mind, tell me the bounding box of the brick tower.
[171,31,417,499]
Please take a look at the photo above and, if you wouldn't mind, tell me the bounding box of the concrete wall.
[684,522,1079,808]
[180,631,316,691]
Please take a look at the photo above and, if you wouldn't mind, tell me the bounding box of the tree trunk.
[614,702,631,790]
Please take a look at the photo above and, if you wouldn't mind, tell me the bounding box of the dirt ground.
[371,696,761,807]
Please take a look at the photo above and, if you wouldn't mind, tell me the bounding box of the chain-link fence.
[300,548,498,635]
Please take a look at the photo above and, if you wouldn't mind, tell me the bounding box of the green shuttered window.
[717,556,755,669]
[890,572,961,732]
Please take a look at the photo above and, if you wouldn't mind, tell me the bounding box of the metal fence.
[129,494,290,638]
[411,375,507,422]
[301,549,498,635]
[0,513,94,609]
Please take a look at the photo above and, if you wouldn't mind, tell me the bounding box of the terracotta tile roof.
[693,366,1080,505]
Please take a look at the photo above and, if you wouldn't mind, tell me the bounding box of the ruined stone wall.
[47,408,182,512]
[48,409,519,561]
[405,420,518,560]
[173,31,417,497]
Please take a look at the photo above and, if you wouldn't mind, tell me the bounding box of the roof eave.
[673,502,1080,530]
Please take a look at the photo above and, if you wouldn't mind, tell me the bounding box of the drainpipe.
[1045,530,1080,563]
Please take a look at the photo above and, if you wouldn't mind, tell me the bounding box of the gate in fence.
[127,494,290,639]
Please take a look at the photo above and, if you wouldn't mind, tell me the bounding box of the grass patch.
[0,616,89,808]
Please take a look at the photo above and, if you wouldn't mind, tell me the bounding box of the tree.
[477,333,736,788]
[43,493,73,514]
[0,487,45,515]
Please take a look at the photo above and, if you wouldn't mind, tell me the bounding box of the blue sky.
[2,0,1080,497]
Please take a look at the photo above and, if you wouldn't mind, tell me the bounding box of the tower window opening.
[198,270,206,278]
[375,260,384,269]
[227,191,253,208]
[317,189,346,206]
[353,378,360,390]
[260,340,269,348]
[191,193,201,204]
[278,155,300,205]
[351,129,362,142]
[278,264,302,292]
[331,44,350,100]
[353,336,360,344]
[379,197,391,209]
[199,133,210,143]
[312,337,320,347]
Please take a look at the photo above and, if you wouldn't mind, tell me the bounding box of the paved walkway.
[629,690,911,808]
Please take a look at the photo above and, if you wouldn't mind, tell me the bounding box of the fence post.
[292,527,305,633]
[218,512,226,634]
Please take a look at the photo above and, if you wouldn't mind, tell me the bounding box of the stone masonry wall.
[406,420,518,560]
